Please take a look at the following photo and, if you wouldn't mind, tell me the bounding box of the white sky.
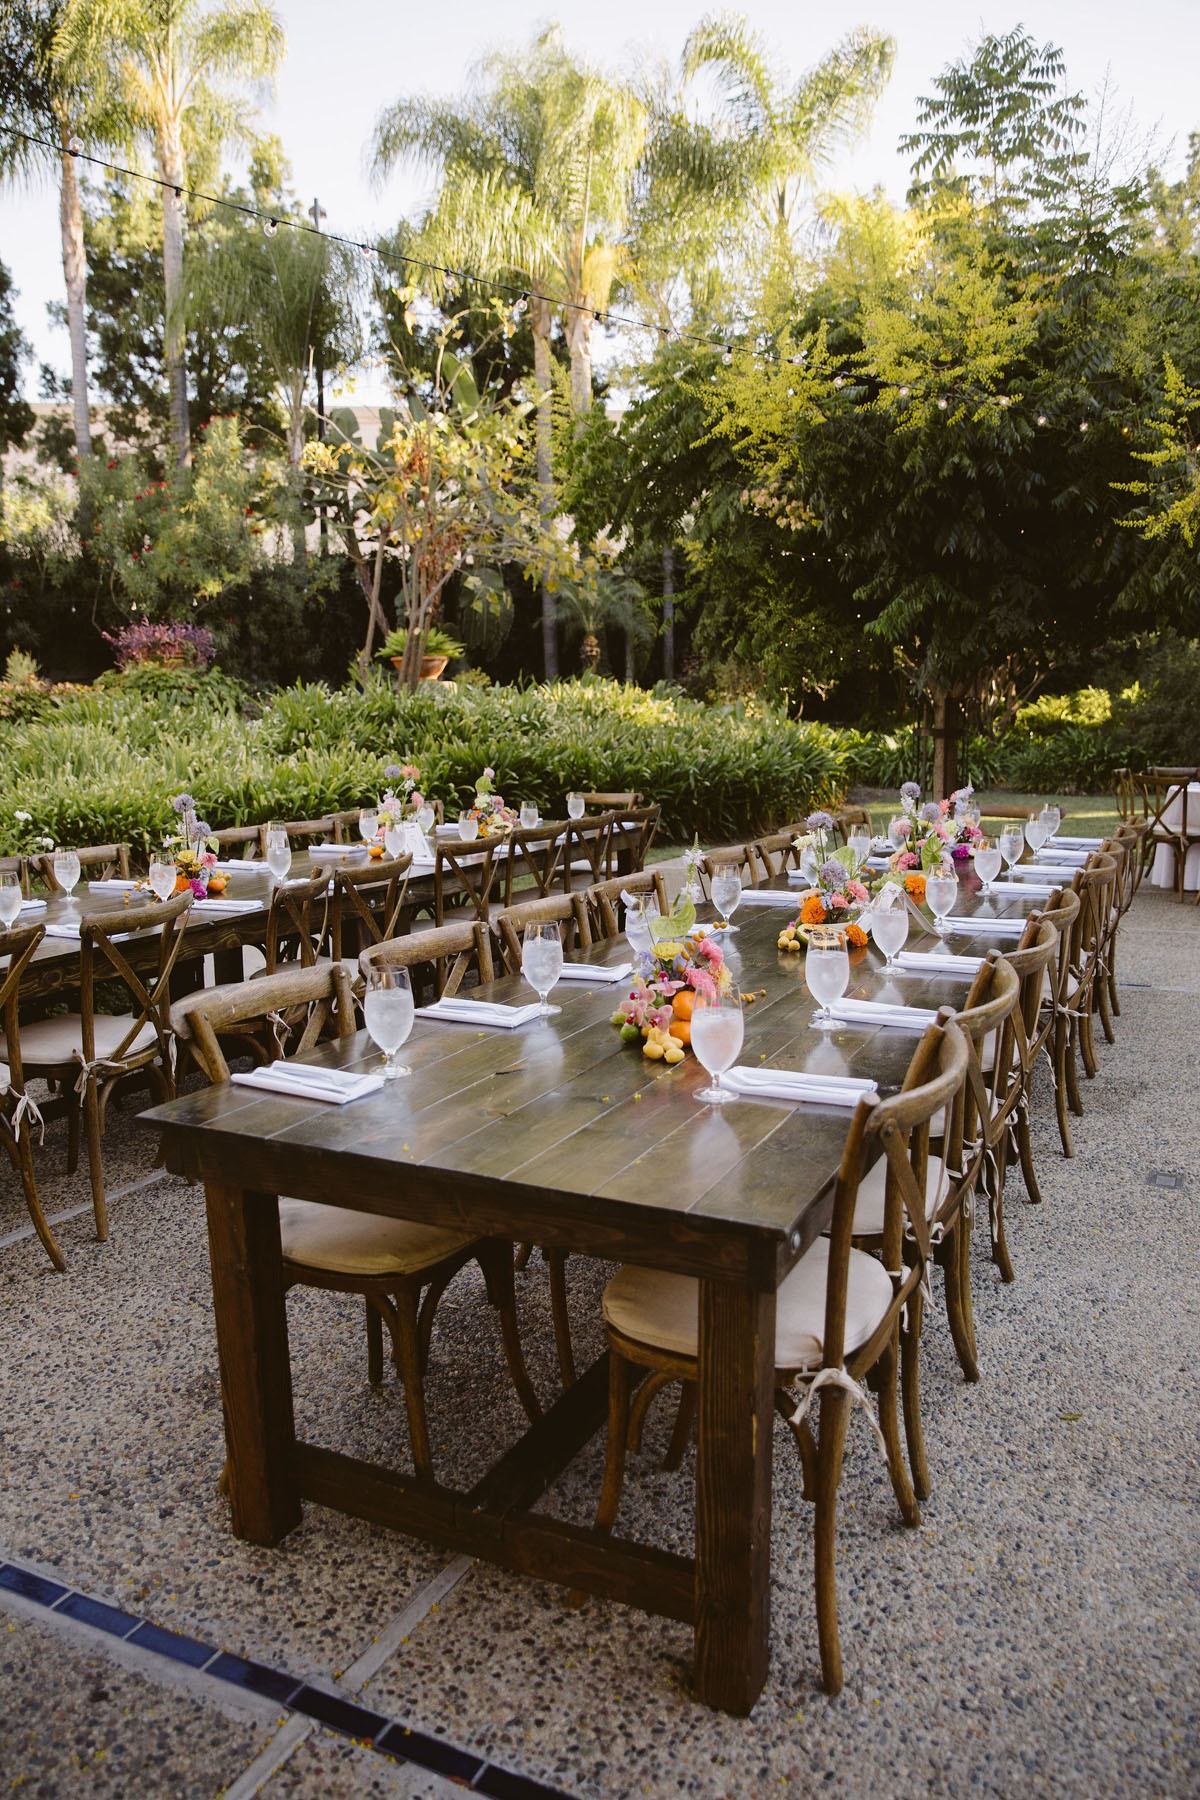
[1,0,1195,402]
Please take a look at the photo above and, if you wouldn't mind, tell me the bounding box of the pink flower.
[201,851,217,867]
[939,798,951,814]
[689,968,717,1002]
[650,1005,674,1031]
[483,766,495,779]
[830,890,848,909]
[696,936,723,965]
[897,851,919,871]
[410,790,423,808]
[847,879,869,903]
[188,877,207,898]
[401,763,420,779]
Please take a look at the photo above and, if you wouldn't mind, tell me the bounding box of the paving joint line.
[0,1554,577,1800]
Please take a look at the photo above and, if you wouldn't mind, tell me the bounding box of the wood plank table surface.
[140,874,1057,1715]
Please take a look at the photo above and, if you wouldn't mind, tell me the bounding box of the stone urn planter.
[391,654,449,682]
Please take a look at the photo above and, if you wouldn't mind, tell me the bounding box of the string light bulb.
[360,242,375,261]
[512,295,528,319]
[68,135,83,156]
[263,217,278,237]
[721,348,733,365]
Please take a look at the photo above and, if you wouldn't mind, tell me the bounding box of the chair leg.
[813,1382,851,1696]
[899,1286,930,1503]
[662,1380,696,1472]
[6,1129,65,1272]
[956,1206,979,1367]
[570,1347,633,1609]
[1015,1099,1043,1204]
[941,1222,979,1383]
[1065,1019,1085,1116]
[1049,1029,1074,1157]
[1096,969,1116,1045]
[479,1242,541,1425]
[547,1249,576,1389]
[376,1288,434,1480]
[81,1083,109,1242]
[1079,1002,1099,1081]
[365,1300,384,1386]
[988,1141,1015,1285]
[1108,938,1121,1018]
[872,1337,919,1523]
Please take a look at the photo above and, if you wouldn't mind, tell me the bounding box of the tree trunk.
[57,117,92,465]
[285,374,307,563]
[662,543,675,681]
[563,303,593,419]
[531,296,557,681]
[931,690,963,800]
[157,126,191,471]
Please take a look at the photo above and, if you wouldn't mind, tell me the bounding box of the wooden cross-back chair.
[359,919,495,1010]
[1094,836,1136,1041]
[11,891,194,1241]
[33,843,132,894]
[1015,886,1081,1160]
[1113,766,1146,826]
[581,789,641,812]
[1143,768,1200,900]
[262,868,336,972]
[182,960,358,1084]
[749,830,802,882]
[264,816,338,855]
[583,869,669,942]
[584,1014,969,1695]
[1057,856,1117,1126]
[492,893,592,980]
[609,803,660,879]
[948,953,1024,1295]
[210,823,262,860]
[0,856,32,899]
[996,917,1062,1208]
[500,821,569,908]
[433,840,499,928]
[0,921,62,1270]
[1115,817,1152,899]
[564,809,618,892]
[328,854,413,965]
[183,958,540,1484]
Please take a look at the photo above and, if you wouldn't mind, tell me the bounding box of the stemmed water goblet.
[53,847,81,914]
[926,860,958,935]
[265,825,292,883]
[848,824,872,866]
[0,871,23,930]
[998,823,1024,878]
[806,928,850,1028]
[415,803,435,836]
[148,856,177,904]
[521,922,563,1017]
[363,964,414,1079]
[1025,810,1049,856]
[973,838,1002,894]
[457,811,479,842]
[710,861,742,933]
[868,897,908,967]
[358,807,379,848]
[690,985,744,1104]
[383,821,405,862]
[1039,803,1061,842]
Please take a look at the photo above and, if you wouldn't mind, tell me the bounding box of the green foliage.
[0,258,33,456]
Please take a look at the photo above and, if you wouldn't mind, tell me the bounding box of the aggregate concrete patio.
[0,885,1196,1800]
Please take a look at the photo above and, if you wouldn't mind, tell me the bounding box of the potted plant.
[376,624,466,682]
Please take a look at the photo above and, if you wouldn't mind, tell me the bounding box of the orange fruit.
[671,990,696,1022]
[668,1018,691,1046]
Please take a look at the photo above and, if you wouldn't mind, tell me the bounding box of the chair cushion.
[169,981,254,1041]
[602,1238,894,1371]
[10,1013,158,1068]
[0,1062,8,1095]
[850,1155,948,1237]
[278,1198,474,1277]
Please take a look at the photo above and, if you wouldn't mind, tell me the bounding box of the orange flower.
[904,873,926,902]
[846,922,868,948]
[799,895,827,925]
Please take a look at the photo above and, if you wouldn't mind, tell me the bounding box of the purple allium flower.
[818,859,846,887]
[171,793,195,813]
[192,821,211,840]
[806,810,835,833]
[900,782,921,805]
[919,801,941,823]
[383,764,404,780]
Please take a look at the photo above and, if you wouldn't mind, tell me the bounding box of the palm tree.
[58,0,285,470]
[371,25,647,678]
[0,1,129,464]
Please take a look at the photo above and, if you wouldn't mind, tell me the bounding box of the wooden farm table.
[140,882,1049,1714]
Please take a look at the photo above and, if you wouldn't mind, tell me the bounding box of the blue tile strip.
[0,1559,580,1800]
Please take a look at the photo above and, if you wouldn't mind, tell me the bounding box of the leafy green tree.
[58,0,285,470]
[0,260,35,466]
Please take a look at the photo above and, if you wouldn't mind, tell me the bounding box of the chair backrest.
[360,920,494,1007]
[502,821,569,906]
[35,842,132,893]
[564,809,618,888]
[698,845,756,897]
[954,953,1022,1155]
[266,816,338,854]
[1113,767,1145,823]
[262,869,335,972]
[493,893,592,977]
[0,921,47,1096]
[611,804,660,873]
[750,830,801,881]
[328,853,414,960]
[434,839,499,926]
[830,806,871,848]
[1024,887,1080,1028]
[210,823,262,860]
[821,1015,969,1367]
[183,962,358,1084]
[1068,855,1117,995]
[1114,818,1151,896]
[1144,769,1199,842]
[0,855,31,899]
[78,890,194,1068]
[582,790,641,810]
[996,919,1059,1073]
[584,868,669,940]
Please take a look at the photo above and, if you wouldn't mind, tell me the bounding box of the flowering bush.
[103,617,216,671]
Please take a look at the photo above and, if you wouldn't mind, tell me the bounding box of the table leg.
[205,1182,300,1546]
[694,1278,775,1714]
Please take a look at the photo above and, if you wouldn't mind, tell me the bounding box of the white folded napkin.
[44,922,132,941]
[555,960,633,985]
[17,899,47,914]
[307,844,362,860]
[86,878,141,894]
[946,916,1028,937]
[863,855,893,870]
[738,887,800,907]
[191,897,263,915]
[826,998,938,1032]
[1050,836,1102,849]
[213,858,267,873]
[994,880,1062,898]
[1006,864,1076,881]
[231,1063,383,1104]
[893,951,984,975]
[1033,848,1088,864]
[722,1066,879,1105]
[415,997,543,1029]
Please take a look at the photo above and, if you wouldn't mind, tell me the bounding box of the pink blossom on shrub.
[101,616,216,670]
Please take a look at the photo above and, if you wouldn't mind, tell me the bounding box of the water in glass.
[358,809,379,845]
[0,874,22,928]
[519,804,539,830]
[870,905,907,964]
[54,849,81,907]
[710,865,742,931]
[567,793,585,820]
[807,939,849,1024]
[148,858,176,903]
[265,832,292,881]
[848,827,871,865]
[522,924,563,1016]
[974,843,1002,890]
[416,804,435,835]
[384,826,404,862]
[926,867,958,933]
[999,825,1024,871]
[690,989,744,1103]
[1025,812,1048,854]
[457,812,478,841]
[363,967,414,1078]
[1040,804,1060,840]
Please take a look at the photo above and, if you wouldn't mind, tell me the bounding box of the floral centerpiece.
[166,793,218,895]
[780,838,871,952]
[610,893,731,1063]
[945,785,984,861]
[379,762,425,832]
[465,767,517,837]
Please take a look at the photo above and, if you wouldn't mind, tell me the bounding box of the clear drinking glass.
[265,828,292,882]
[690,986,744,1104]
[974,840,1002,893]
[383,824,404,862]
[148,856,177,903]
[848,826,871,866]
[1025,810,1048,855]
[519,804,539,830]
[567,792,585,821]
[53,847,81,912]
[1040,803,1061,841]
[926,863,958,935]
[869,902,908,967]
[710,862,742,933]
[457,811,479,842]
[888,815,910,848]
[358,808,379,846]
[999,824,1024,873]
[806,933,850,1027]
[521,922,563,1017]
[0,872,23,929]
[416,803,436,835]
[363,964,414,1079]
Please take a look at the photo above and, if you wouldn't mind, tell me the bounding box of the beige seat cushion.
[850,1155,948,1237]
[278,1198,474,1277]
[602,1238,894,1372]
[11,1014,157,1068]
